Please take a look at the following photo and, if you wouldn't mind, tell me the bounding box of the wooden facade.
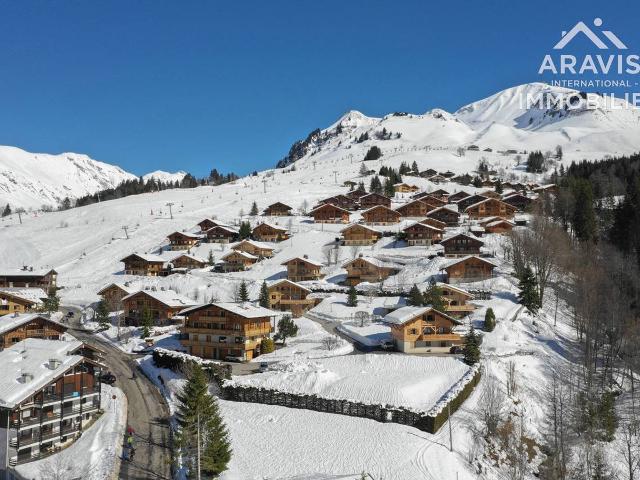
[440,233,484,257]
[359,193,391,210]
[447,191,470,203]
[310,203,350,224]
[180,303,275,361]
[418,217,447,230]
[386,306,462,353]
[171,254,207,270]
[455,194,489,211]
[252,223,289,242]
[282,256,324,282]
[221,251,258,272]
[0,314,67,349]
[361,205,401,225]
[403,222,443,246]
[443,256,496,284]
[121,254,165,276]
[439,284,476,317]
[317,195,357,211]
[395,200,435,218]
[426,207,461,226]
[197,218,224,232]
[263,202,293,216]
[167,231,201,251]
[204,225,239,243]
[122,290,196,326]
[97,283,134,311]
[268,280,315,317]
[465,198,517,219]
[0,290,44,315]
[341,224,382,246]
[412,193,446,207]
[0,269,57,293]
[482,218,515,234]
[343,257,400,286]
[394,183,420,193]
[231,240,275,258]
[502,193,534,211]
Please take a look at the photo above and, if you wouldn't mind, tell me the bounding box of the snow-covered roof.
[0,313,66,335]
[441,255,498,270]
[427,206,460,216]
[281,256,324,267]
[222,250,258,260]
[0,288,48,304]
[340,223,382,234]
[383,306,430,325]
[485,219,515,228]
[403,221,443,232]
[441,232,484,245]
[0,338,84,408]
[180,302,277,318]
[97,282,137,295]
[361,205,397,215]
[253,222,288,232]
[168,253,208,263]
[231,239,275,251]
[0,268,56,277]
[464,197,514,212]
[310,203,350,214]
[121,289,196,308]
[267,279,312,292]
[342,256,402,270]
[205,225,239,234]
[168,231,203,239]
[121,253,166,263]
[436,283,472,297]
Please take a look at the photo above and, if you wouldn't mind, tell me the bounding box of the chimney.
[303,254,308,259]
[47,358,61,370]
[359,253,363,258]
[19,372,34,384]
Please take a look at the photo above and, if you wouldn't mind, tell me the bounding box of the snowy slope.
[0,146,136,210]
[142,170,187,184]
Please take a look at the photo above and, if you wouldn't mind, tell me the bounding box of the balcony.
[444,304,475,312]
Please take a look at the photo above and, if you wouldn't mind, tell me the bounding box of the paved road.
[63,307,172,480]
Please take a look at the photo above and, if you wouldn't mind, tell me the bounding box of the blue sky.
[0,0,637,177]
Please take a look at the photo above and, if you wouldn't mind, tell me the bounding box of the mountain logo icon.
[553,18,627,50]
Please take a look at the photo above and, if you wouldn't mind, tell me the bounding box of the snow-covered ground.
[14,384,127,480]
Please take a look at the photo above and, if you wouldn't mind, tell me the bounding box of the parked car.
[99,372,116,385]
[225,355,244,363]
[380,340,395,351]
[66,311,74,318]
[258,362,269,373]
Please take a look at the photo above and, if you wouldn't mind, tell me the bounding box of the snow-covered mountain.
[0,146,137,210]
[278,82,640,168]
[142,170,187,184]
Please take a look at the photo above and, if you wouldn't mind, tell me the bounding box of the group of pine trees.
[406,279,446,311]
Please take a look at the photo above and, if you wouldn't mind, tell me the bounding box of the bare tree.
[322,335,341,351]
[479,373,505,437]
[617,418,640,480]
[38,452,98,480]
[506,360,517,397]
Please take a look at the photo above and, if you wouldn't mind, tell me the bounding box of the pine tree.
[484,307,496,332]
[423,278,446,311]
[411,160,419,173]
[518,266,541,314]
[1,204,10,217]
[383,177,395,197]
[96,300,110,330]
[239,221,251,239]
[207,249,215,266]
[176,363,231,478]
[43,292,60,314]
[249,201,259,216]
[463,326,480,365]
[141,306,153,338]
[275,315,298,346]
[238,281,249,302]
[258,281,269,308]
[260,337,275,354]
[359,163,368,177]
[408,284,424,306]
[572,179,597,242]
[347,286,358,307]
[494,179,503,194]
[369,176,383,195]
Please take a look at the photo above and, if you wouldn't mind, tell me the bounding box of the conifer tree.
[411,160,419,173]
[176,363,231,478]
[43,291,60,314]
[260,337,275,354]
[518,266,541,314]
[359,163,369,177]
[572,179,597,242]
[494,179,503,194]
[238,281,249,303]
[1,204,10,217]
[207,249,215,266]
[484,307,496,332]
[423,278,446,311]
[249,201,259,216]
[141,306,153,338]
[383,177,395,197]
[258,281,269,308]
[463,326,480,365]
[275,315,298,346]
[238,221,251,239]
[96,300,110,330]
[408,284,424,306]
[347,285,358,307]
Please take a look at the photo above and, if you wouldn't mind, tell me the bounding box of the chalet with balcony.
[0,313,67,350]
[426,207,461,226]
[440,233,484,257]
[385,306,462,353]
[263,202,293,216]
[395,200,435,218]
[403,222,443,246]
[438,283,476,317]
[533,184,558,195]
[465,198,517,219]
[317,194,357,211]
[393,183,420,193]
[197,218,227,232]
[502,193,534,211]
[231,239,275,258]
[252,222,289,242]
[310,203,350,224]
[412,192,446,207]
[480,217,515,234]
[0,269,58,293]
[0,339,104,469]
[426,189,450,202]
[220,251,258,272]
[442,256,497,284]
[204,225,239,243]
[346,187,368,202]
[282,256,324,282]
[0,289,47,315]
[420,168,438,178]
[120,253,166,276]
[427,174,447,183]
[361,205,401,225]
[167,231,202,251]
[418,217,447,230]
[359,192,391,210]
[479,189,501,199]
[170,253,208,270]
[455,194,489,211]
[342,256,401,286]
[447,191,470,203]
[341,224,382,246]
[267,280,315,317]
[179,302,277,361]
[122,289,196,326]
[97,283,137,311]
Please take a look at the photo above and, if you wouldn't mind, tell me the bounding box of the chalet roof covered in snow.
[179,302,277,318]
[0,287,48,304]
[441,255,498,270]
[0,313,66,336]
[121,289,196,308]
[267,279,312,292]
[281,256,324,268]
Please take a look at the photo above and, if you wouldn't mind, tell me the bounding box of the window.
[408,328,417,335]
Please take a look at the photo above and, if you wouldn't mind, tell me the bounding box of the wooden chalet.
[441,170,456,179]
[447,191,470,203]
[204,225,239,243]
[403,222,443,246]
[359,192,391,210]
[0,268,57,293]
[0,313,67,349]
[420,168,438,178]
[122,289,196,326]
[170,254,208,270]
[481,217,515,234]
[220,250,258,272]
[281,256,324,282]
[167,231,202,251]
[121,253,165,276]
[418,217,447,230]
[179,302,276,361]
[426,189,450,202]
[395,200,435,218]
[465,198,517,219]
[533,184,558,195]
[310,203,350,224]
[197,218,226,232]
[442,256,496,284]
[427,174,447,183]
[0,288,47,315]
[231,239,275,258]
[455,194,488,211]
[342,256,401,286]
[317,194,357,211]
[263,202,293,216]
[502,193,534,211]
[346,187,368,201]
[440,233,484,257]
[479,189,501,199]
[267,279,315,317]
[341,224,382,246]
[385,306,462,353]
[252,222,289,242]
[412,192,447,207]
[393,183,420,193]
[361,205,401,225]
[438,283,475,317]
[97,283,136,310]
[426,207,461,226]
